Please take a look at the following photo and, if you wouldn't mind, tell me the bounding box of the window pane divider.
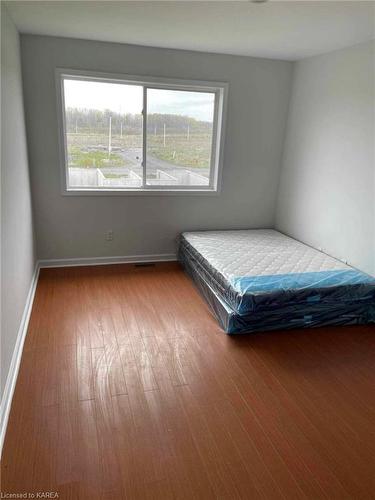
[142,86,147,189]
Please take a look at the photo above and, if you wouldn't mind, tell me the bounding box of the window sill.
[62,188,221,196]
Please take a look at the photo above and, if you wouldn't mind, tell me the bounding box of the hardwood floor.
[1,262,375,499]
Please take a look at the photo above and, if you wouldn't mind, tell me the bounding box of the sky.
[64,79,215,122]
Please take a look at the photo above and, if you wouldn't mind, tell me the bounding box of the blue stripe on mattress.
[231,269,375,295]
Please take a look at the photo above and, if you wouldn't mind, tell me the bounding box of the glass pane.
[146,89,215,187]
[63,79,143,189]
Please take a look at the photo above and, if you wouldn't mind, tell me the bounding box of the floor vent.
[134,263,156,267]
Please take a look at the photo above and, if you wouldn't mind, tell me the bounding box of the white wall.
[20,35,292,260]
[1,6,36,399]
[276,41,375,276]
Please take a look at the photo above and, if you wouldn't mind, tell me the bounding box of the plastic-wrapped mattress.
[178,229,375,333]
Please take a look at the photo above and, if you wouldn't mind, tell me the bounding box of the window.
[56,69,227,194]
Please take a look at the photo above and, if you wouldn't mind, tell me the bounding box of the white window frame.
[55,68,228,195]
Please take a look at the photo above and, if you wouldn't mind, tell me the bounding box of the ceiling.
[5,1,375,61]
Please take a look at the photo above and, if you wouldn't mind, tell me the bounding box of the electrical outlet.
[105,230,113,241]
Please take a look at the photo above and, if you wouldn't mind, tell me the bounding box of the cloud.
[64,79,214,122]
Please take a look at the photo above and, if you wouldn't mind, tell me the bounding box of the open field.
[68,146,128,168]
[67,132,212,169]
[67,132,142,150]
[147,133,211,168]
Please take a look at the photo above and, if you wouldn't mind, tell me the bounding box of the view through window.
[60,73,225,192]
[146,89,215,187]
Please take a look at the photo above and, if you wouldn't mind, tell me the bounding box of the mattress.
[179,229,375,333]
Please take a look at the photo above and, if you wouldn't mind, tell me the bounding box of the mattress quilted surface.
[179,229,375,315]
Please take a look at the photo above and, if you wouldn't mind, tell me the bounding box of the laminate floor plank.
[2,263,375,499]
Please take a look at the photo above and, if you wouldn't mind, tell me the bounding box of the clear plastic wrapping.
[179,232,375,334]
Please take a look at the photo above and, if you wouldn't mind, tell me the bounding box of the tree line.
[65,108,212,135]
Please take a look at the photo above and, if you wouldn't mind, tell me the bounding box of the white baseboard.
[38,253,177,268]
[0,263,40,457]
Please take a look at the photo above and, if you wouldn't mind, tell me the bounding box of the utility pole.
[163,123,166,147]
[154,125,157,136]
[108,116,112,158]
[75,119,78,134]
[187,124,190,141]
[119,104,123,138]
